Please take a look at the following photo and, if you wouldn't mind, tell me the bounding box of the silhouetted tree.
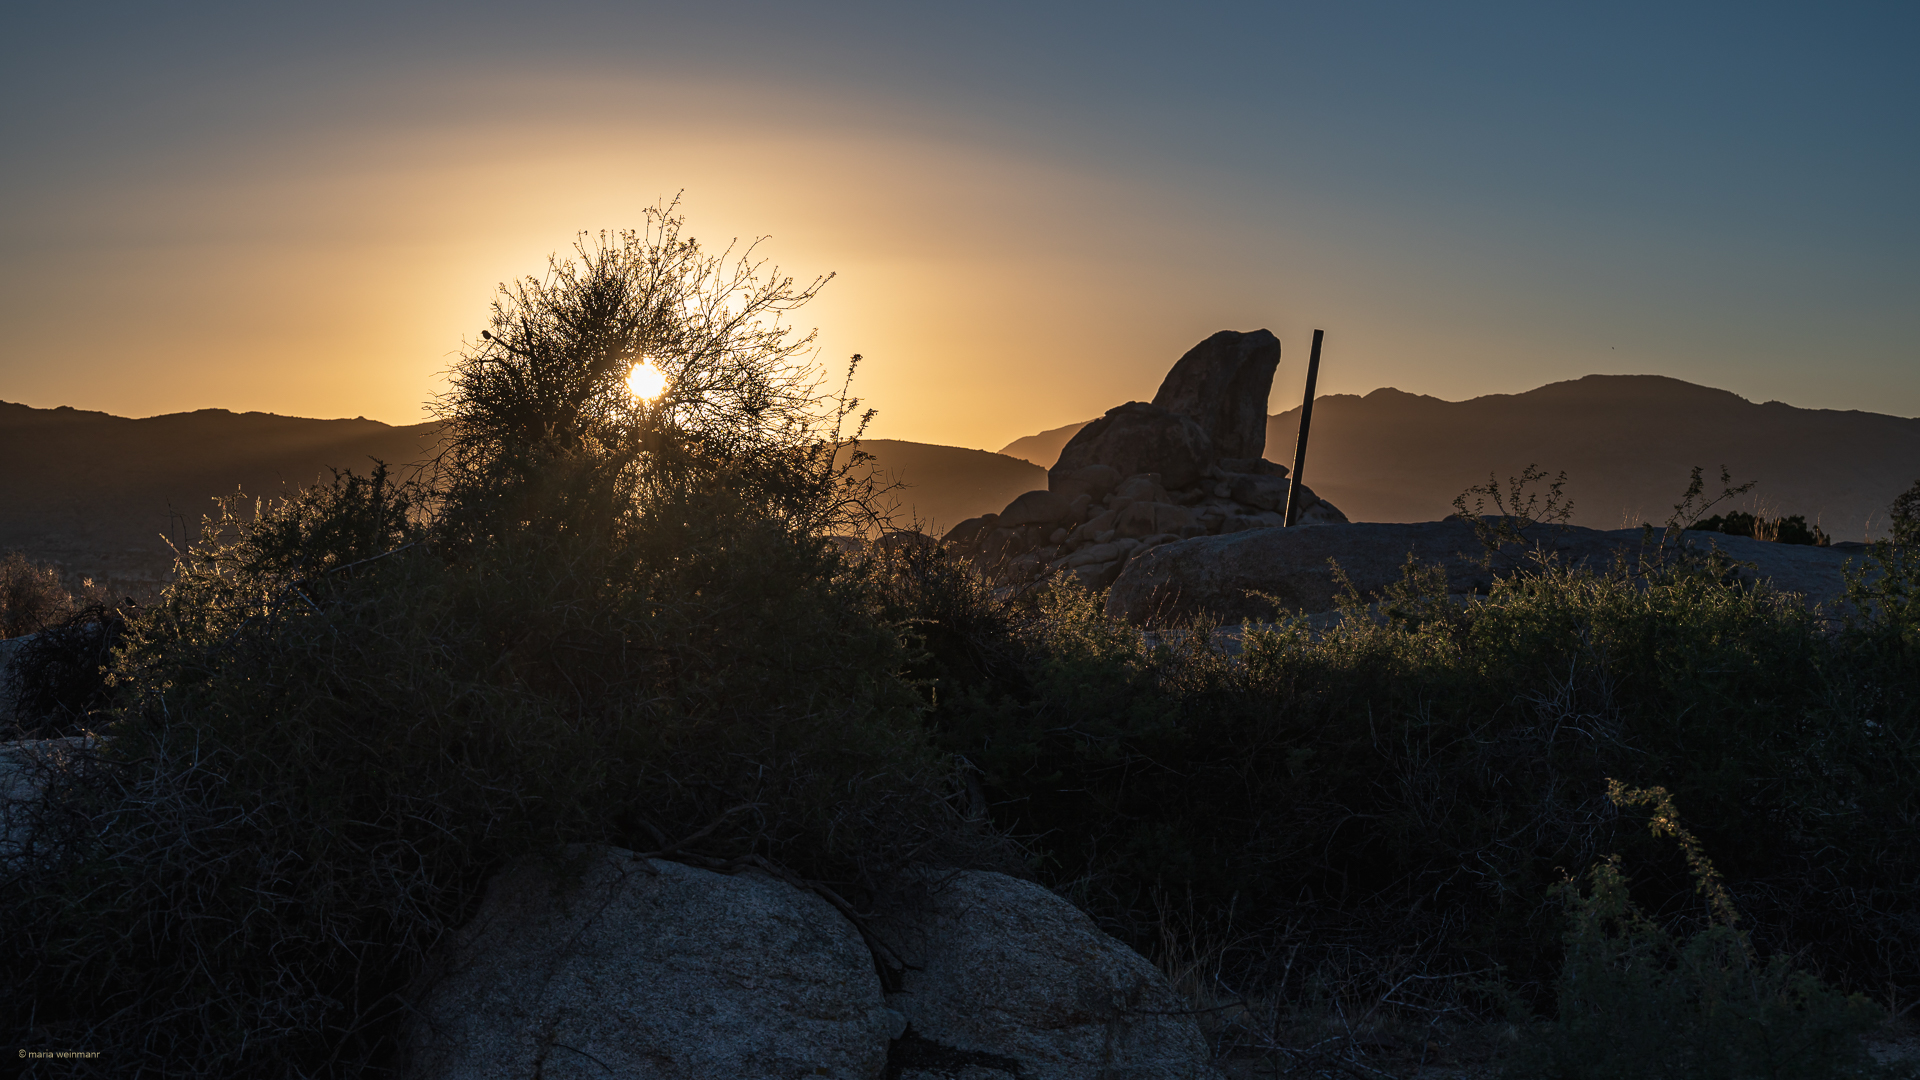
[435,200,869,543]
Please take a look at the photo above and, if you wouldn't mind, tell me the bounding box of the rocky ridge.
[943,330,1347,588]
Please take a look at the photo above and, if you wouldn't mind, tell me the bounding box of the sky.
[2,2,1915,451]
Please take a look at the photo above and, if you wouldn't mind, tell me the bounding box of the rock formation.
[1049,402,1215,490]
[945,329,1347,589]
[1149,329,1281,462]
[404,847,1220,1079]
[873,871,1219,1080]
[406,850,900,1080]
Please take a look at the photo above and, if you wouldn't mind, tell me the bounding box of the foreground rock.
[948,329,1346,590]
[407,850,1223,1080]
[873,871,1221,1080]
[406,849,901,1080]
[1107,519,1876,625]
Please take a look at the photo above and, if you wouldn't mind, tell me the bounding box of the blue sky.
[3,1,1914,448]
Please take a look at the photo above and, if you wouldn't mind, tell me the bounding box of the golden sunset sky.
[3,3,1914,450]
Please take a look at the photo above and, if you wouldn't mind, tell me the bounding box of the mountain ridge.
[0,404,1042,586]
[996,374,1920,540]
[0,401,446,587]
[5,372,1915,588]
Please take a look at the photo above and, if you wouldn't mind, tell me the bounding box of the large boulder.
[941,514,998,550]
[1221,472,1292,512]
[1106,520,1876,625]
[997,489,1084,528]
[1107,520,1488,624]
[1151,329,1282,461]
[1115,501,1199,540]
[873,871,1220,1080]
[1049,403,1214,491]
[406,848,901,1080]
[1048,463,1122,503]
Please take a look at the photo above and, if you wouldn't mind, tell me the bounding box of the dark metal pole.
[1284,329,1324,527]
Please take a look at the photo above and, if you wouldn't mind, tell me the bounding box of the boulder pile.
[944,330,1347,589]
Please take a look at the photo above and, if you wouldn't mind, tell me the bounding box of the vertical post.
[1284,329,1325,527]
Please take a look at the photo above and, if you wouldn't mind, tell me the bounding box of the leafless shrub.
[0,551,72,639]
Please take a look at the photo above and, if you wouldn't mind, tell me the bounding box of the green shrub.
[1692,511,1831,547]
[928,538,1920,1014]
[1509,784,1885,1079]
[1845,478,1920,638]
[0,550,73,639]
[4,602,130,737]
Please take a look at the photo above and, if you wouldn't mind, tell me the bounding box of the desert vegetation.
[896,487,1919,1076]
[1690,510,1832,546]
[2,207,996,1076]
[0,551,121,642]
[4,208,1917,1078]
[0,551,74,640]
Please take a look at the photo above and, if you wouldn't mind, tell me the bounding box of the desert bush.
[3,603,131,738]
[1692,510,1832,547]
[2,552,150,739]
[1508,784,1885,1079]
[0,550,72,638]
[926,507,1920,1032]
[1845,477,1920,637]
[1452,462,1575,555]
[0,208,983,1078]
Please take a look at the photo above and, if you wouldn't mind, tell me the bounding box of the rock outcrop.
[1106,519,1877,625]
[405,851,1223,1080]
[949,330,1346,590]
[1150,329,1282,462]
[1050,402,1215,490]
[874,871,1221,1080]
[406,849,902,1080]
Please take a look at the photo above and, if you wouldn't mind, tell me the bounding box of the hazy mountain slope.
[0,401,442,585]
[8,372,1913,589]
[842,439,1045,534]
[1263,376,1920,540]
[998,422,1089,467]
[992,376,1919,542]
[0,404,1040,583]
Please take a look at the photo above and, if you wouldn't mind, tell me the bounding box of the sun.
[626,359,669,401]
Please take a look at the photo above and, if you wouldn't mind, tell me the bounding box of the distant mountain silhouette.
[842,440,1045,535]
[0,404,1044,585]
[8,374,1913,587]
[999,375,1920,541]
[0,402,444,586]
[999,422,1089,468]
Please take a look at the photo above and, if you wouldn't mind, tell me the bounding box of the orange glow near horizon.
[3,73,1906,453]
